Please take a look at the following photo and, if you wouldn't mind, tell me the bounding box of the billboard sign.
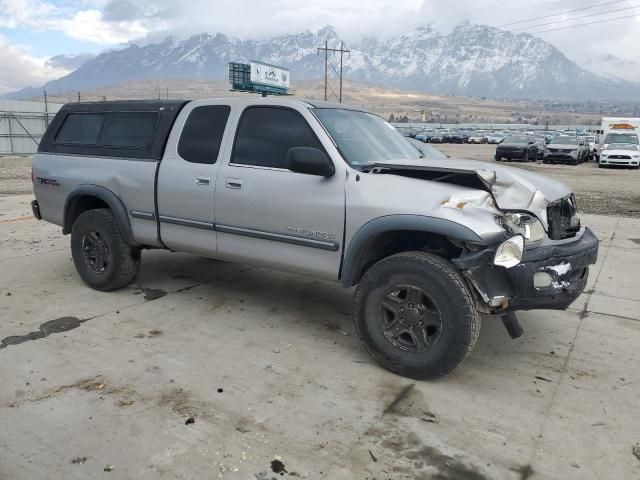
[250,61,290,89]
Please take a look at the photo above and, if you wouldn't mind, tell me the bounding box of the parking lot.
[1,155,640,479]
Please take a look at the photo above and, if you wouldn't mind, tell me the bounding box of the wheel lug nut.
[408,303,414,308]
[400,307,405,312]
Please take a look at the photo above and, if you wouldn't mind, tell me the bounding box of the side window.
[99,112,158,148]
[55,114,103,145]
[178,105,231,164]
[231,107,323,169]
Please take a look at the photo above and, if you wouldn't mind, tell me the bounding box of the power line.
[495,0,630,28]
[526,12,639,33]
[507,4,640,31]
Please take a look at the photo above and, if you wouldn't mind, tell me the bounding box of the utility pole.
[43,89,49,128]
[317,41,350,103]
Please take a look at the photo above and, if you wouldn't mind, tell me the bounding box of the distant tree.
[398,115,409,123]
[388,113,395,122]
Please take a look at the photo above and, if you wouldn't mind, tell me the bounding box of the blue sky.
[1,0,639,94]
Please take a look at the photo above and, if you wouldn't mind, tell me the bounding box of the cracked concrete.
[1,193,639,479]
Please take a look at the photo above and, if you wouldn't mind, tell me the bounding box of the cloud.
[46,52,96,70]
[0,35,71,94]
[0,0,154,45]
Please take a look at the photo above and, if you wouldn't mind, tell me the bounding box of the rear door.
[156,102,231,256]
[214,104,346,280]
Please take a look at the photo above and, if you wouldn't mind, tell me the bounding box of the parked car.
[31,98,598,380]
[468,133,488,144]
[494,135,538,162]
[543,136,589,165]
[415,131,432,143]
[486,133,505,144]
[599,144,640,169]
[428,132,445,143]
[533,136,546,160]
[582,136,597,160]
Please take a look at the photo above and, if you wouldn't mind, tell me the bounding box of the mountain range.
[6,23,640,101]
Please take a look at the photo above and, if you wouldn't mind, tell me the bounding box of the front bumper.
[453,228,599,312]
[544,153,577,163]
[496,149,526,159]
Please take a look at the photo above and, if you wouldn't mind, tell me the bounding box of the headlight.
[601,153,608,158]
[571,150,578,157]
[501,212,546,242]
[494,235,524,268]
[633,154,640,158]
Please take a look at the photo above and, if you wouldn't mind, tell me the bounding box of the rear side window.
[231,107,323,169]
[55,114,103,145]
[54,112,158,148]
[98,112,158,148]
[178,106,231,164]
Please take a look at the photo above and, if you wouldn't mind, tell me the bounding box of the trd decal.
[36,177,60,187]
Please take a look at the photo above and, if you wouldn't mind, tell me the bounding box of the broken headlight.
[494,235,524,269]
[501,212,546,242]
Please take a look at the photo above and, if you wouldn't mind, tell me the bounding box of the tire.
[353,251,481,380]
[71,208,141,291]
[543,159,549,164]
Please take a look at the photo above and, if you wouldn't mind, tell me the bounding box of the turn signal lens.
[494,235,524,269]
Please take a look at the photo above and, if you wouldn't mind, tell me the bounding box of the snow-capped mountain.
[7,24,640,100]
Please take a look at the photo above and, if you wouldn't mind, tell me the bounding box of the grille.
[608,155,631,159]
[547,194,580,240]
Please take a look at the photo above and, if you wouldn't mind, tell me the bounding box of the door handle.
[225,178,243,189]
[195,176,210,185]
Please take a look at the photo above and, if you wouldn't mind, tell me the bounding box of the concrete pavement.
[1,193,639,479]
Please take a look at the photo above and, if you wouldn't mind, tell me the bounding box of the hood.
[498,142,528,148]
[371,158,573,227]
[603,144,639,152]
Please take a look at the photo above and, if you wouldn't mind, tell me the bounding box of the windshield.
[503,135,529,144]
[550,136,577,145]
[313,108,421,166]
[605,133,639,145]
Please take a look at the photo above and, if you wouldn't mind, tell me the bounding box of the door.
[156,104,231,256]
[214,105,346,280]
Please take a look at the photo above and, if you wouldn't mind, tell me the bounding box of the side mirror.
[287,147,335,177]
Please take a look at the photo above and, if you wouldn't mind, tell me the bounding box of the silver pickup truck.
[31,98,599,379]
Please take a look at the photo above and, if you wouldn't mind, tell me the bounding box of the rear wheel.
[71,208,141,291]
[354,252,481,380]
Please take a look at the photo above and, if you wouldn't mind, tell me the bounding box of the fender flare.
[340,214,485,287]
[63,185,138,246]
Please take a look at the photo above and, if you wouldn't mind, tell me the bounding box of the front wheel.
[71,208,141,291]
[354,252,481,380]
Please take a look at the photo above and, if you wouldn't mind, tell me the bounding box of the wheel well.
[347,230,463,286]
[65,195,109,232]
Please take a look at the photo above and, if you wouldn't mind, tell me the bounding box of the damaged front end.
[453,227,599,314]
[369,158,599,337]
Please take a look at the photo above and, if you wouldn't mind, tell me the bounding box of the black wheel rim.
[81,231,110,273]
[377,285,443,352]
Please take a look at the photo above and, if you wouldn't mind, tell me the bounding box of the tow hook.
[501,312,524,339]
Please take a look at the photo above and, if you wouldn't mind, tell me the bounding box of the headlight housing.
[494,235,524,268]
[501,212,546,242]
